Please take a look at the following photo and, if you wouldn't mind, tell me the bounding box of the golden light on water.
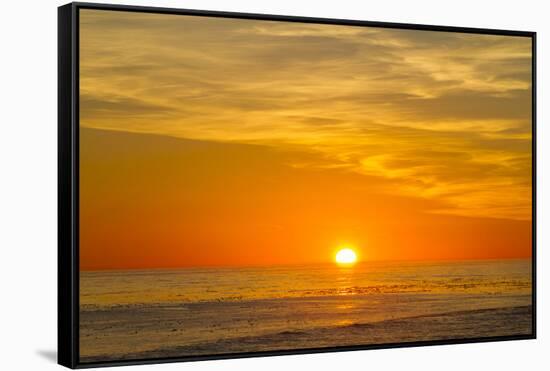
[335,248,358,265]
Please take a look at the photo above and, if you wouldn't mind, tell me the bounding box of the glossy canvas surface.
[78,8,533,363]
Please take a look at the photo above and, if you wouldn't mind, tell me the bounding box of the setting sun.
[335,248,358,265]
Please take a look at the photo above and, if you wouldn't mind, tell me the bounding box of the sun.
[335,248,358,265]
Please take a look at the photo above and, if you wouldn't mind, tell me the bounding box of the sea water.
[80,259,532,361]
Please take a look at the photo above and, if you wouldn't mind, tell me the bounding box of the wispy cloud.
[80,9,532,221]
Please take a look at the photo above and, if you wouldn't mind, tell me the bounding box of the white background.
[0,0,546,369]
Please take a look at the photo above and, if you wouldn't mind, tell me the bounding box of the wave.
[80,305,532,363]
[80,281,532,312]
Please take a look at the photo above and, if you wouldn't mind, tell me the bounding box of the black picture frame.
[58,2,537,368]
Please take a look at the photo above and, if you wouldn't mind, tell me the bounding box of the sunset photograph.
[77,9,533,362]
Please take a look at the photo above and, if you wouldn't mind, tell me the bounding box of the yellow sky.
[79,9,532,269]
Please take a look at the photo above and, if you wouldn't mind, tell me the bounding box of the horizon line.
[80,255,533,273]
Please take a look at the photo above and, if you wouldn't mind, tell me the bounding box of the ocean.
[79,259,532,362]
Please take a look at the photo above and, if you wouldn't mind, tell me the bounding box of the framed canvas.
[58,2,536,368]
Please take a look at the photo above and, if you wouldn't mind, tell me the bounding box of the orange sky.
[79,10,532,270]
